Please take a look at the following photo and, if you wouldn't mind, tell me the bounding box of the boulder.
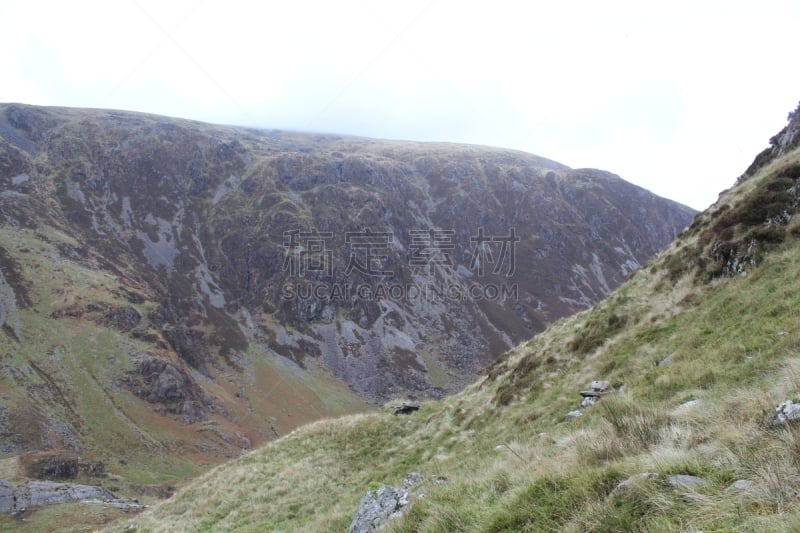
[579,380,611,405]
[348,473,424,533]
[564,410,583,421]
[348,486,409,533]
[766,396,800,426]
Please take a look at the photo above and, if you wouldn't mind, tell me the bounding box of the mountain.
[96,103,800,532]
[0,104,692,526]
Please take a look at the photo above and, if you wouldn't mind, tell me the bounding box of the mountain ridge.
[100,103,800,532]
[0,103,695,529]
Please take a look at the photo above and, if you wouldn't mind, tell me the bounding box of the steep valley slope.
[100,104,800,532]
[0,104,693,522]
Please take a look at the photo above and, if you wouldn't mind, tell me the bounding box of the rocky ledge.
[0,479,146,514]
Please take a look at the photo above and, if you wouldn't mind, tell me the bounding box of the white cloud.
[1,0,799,210]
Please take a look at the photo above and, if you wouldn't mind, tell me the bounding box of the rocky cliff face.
[739,101,800,183]
[0,104,695,467]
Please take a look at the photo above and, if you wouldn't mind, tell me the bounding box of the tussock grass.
[599,395,670,451]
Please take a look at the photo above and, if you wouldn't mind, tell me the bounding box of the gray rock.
[0,480,14,513]
[348,485,409,533]
[581,380,611,406]
[12,481,116,510]
[731,479,754,490]
[581,396,598,408]
[347,472,426,532]
[766,398,800,426]
[666,475,707,489]
[564,409,583,421]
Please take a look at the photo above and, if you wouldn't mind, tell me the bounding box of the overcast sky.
[1,1,799,210]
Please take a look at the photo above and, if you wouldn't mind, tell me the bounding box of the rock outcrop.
[15,480,115,508]
[580,380,610,407]
[765,394,800,426]
[348,473,424,533]
[566,379,613,419]
[123,357,212,424]
[739,101,800,182]
[0,479,125,513]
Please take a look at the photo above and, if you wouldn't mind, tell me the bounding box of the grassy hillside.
[105,140,800,531]
[0,105,696,503]
[0,103,694,416]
